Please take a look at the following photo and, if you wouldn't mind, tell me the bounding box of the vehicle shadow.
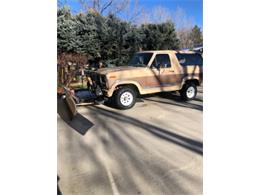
[88,106,203,155]
[158,90,203,102]
[57,98,94,135]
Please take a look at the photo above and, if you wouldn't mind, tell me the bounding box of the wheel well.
[185,79,200,86]
[115,84,140,96]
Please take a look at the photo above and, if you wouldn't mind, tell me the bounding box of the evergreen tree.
[57,7,181,66]
[94,13,109,60]
[140,22,179,50]
[104,14,122,65]
[57,7,77,54]
[123,24,144,62]
[74,12,101,57]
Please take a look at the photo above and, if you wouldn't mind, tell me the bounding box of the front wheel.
[180,83,197,101]
[113,87,136,109]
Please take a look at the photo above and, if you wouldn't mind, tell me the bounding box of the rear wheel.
[113,87,136,109]
[180,83,197,101]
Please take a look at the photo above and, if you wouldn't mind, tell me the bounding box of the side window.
[192,54,203,65]
[176,53,203,66]
[151,54,171,68]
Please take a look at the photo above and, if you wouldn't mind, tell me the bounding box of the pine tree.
[103,14,120,65]
[57,7,77,54]
[74,12,102,57]
[57,8,181,66]
[122,24,144,62]
[140,22,180,50]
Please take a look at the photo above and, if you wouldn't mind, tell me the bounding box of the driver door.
[150,54,177,88]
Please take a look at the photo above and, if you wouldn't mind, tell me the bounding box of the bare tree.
[78,0,90,12]
[109,0,130,15]
[137,5,172,25]
[177,29,193,49]
[172,7,195,49]
[137,8,150,25]
[151,6,172,23]
[77,0,130,15]
[122,0,144,23]
[58,0,68,8]
[173,6,194,30]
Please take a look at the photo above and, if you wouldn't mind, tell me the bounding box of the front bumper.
[89,72,110,96]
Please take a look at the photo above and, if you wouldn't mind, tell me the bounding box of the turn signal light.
[109,76,117,79]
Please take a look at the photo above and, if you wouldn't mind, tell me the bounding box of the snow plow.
[57,59,105,119]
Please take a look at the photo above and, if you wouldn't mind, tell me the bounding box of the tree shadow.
[142,91,203,111]
[57,175,62,195]
[145,98,203,111]
[88,106,203,155]
[58,126,114,194]
[57,98,94,135]
[89,109,194,194]
[58,103,202,194]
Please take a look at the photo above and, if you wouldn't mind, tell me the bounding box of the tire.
[113,87,136,109]
[180,83,197,101]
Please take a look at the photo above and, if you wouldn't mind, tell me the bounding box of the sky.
[60,0,203,29]
[135,0,202,27]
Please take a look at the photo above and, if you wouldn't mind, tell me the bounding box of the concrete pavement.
[58,87,203,195]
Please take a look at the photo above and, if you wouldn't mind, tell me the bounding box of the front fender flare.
[107,80,142,97]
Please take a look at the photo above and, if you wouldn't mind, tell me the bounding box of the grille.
[91,73,107,88]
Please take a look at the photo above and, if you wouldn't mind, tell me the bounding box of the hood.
[96,66,146,75]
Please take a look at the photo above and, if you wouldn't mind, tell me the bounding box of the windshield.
[128,53,153,67]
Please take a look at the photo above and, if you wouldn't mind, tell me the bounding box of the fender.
[180,75,201,88]
[106,80,142,97]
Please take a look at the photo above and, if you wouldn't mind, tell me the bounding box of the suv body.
[91,50,203,109]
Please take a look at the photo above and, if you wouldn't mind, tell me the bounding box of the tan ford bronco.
[90,50,203,109]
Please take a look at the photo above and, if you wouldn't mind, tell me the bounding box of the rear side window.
[176,53,203,66]
[151,54,171,68]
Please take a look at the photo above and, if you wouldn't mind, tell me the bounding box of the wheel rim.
[120,91,133,106]
[186,86,195,98]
